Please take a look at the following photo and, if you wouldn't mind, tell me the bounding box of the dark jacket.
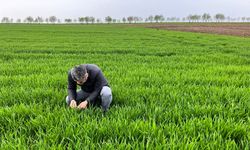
[67,64,109,102]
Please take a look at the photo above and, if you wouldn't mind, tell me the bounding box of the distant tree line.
[187,13,226,22]
[2,13,250,24]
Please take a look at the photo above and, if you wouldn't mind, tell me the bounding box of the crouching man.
[66,64,112,113]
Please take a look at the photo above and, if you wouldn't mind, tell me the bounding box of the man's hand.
[70,100,77,108]
[78,100,88,109]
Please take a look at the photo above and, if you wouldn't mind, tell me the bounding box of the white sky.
[0,0,250,19]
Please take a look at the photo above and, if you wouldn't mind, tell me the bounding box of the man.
[66,64,112,112]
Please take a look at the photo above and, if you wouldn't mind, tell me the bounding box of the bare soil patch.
[147,23,250,37]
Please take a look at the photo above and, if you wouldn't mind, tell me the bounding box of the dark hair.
[71,65,87,81]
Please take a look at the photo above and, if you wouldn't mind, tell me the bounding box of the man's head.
[71,65,88,85]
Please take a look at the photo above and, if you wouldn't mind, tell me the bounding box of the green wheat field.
[0,24,249,149]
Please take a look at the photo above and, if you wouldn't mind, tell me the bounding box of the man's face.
[75,73,88,85]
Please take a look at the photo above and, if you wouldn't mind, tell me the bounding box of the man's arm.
[85,71,105,103]
[67,71,77,101]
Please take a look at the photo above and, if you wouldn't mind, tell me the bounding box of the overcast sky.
[1,0,250,19]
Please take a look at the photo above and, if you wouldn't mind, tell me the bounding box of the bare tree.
[159,15,165,22]
[154,15,164,23]
[105,16,112,24]
[187,15,192,22]
[45,18,49,24]
[96,18,101,23]
[1,17,10,23]
[195,15,201,22]
[85,16,90,24]
[127,16,133,23]
[133,16,139,23]
[154,15,161,23]
[187,14,201,22]
[49,16,57,23]
[215,13,225,22]
[202,13,211,22]
[65,19,72,23]
[122,17,126,23]
[148,15,154,23]
[246,17,250,22]
[79,17,85,24]
[25,16,34,23]
[16,18,22,23]
[34,18,38,23]
[242,17,246,22]
[89,16,95,24]
[34,16,43,23]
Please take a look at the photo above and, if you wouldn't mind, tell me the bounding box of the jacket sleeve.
[86,71,104,103]
[67,71,77,101]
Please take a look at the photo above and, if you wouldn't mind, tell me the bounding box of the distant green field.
[0,24,249,149]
